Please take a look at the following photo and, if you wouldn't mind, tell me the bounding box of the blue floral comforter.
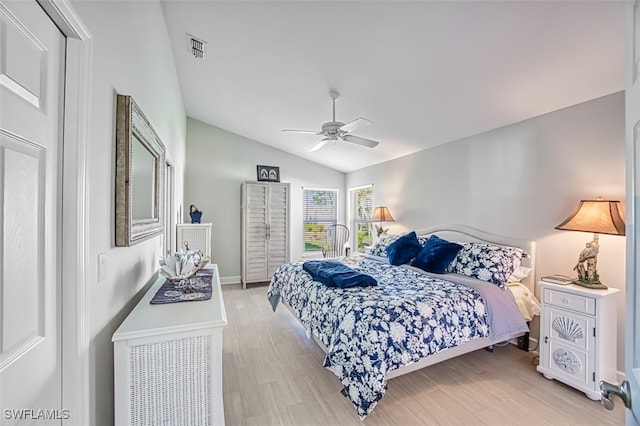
[267,256,500,419]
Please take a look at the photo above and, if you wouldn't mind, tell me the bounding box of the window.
[349,185,373,252]
[303,188,338,252]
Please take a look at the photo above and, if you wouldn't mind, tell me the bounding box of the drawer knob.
[562,298,569,304]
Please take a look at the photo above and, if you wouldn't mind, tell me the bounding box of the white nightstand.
[536,281,619,400]
[176,222,212,257]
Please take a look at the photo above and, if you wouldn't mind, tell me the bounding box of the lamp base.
[374,224,388,236]
[574,280,608,290]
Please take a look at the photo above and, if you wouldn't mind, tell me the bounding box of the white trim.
[38,0,90,39]
[348,183,373,192]
[220,275,241,285]
[37,1,92,424]
[301,186,339,191]
[0,75,40,107]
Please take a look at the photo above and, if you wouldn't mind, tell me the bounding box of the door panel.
[245,184,267,281]
[0,3,44,109]
[268,184,289,277]
[1,133,45,360]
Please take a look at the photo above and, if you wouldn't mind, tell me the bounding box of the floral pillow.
[448,242,525,289]
[367,233,400,257]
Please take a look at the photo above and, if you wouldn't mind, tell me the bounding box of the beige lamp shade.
[555,200,625,236]
[555,199,625,289]
[372,206,395,222]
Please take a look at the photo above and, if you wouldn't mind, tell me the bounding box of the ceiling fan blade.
[282,129,320,135]
[309,138,331,152]
[340,117,372,133]
[342,134,379,148]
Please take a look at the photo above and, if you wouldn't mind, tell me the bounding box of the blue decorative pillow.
[386,231,422,266]
[449,241,525,289]
[367,233,400,257]
[411,235,463,273]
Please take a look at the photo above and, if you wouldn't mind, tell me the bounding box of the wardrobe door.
[243,183,268,284]
[267,183,290,277]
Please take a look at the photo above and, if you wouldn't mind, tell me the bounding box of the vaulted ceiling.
[160,1,625,173]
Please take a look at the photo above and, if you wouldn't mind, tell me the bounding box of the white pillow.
[508,265,532,283]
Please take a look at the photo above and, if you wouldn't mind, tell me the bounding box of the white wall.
[347,92,626,372]
[184,118,346,282]
[71,1,186,424]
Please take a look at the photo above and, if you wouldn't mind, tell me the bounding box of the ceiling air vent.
[187,34,207,59]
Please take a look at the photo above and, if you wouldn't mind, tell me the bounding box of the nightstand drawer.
[544,289,595,315]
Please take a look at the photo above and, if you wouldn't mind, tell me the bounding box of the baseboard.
[617,370,626,383]
[221,275,241,285]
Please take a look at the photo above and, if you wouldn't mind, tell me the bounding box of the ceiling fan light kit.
[282,90,380,152]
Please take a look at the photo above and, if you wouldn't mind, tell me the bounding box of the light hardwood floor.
[222,283,626,425]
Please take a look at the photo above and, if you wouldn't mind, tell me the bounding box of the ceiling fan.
[282,90,379,152]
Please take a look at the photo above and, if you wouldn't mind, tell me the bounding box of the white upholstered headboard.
[414,224,536,292]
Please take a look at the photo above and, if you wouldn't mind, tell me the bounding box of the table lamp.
[555,199,625,289]
[372,206,395,236]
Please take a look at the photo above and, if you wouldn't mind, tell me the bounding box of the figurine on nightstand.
[573,241,607,289]
[189,204,202,223]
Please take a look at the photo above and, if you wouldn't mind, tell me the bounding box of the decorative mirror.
[115,94,165,246]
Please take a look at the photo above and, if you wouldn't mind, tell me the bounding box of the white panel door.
[627,2,640,423]
[0,0,64,422]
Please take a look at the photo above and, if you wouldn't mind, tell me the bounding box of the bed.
[267,224,539,419]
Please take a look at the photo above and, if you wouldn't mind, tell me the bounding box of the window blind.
[303,188,338,252]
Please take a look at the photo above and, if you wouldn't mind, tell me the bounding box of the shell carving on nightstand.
[552,348,582,375]
[552,316,584,342]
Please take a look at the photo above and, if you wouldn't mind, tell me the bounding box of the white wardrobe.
[241,181,290,289]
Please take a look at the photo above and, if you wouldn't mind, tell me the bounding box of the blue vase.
[189,204,202,223]
[190,211,202,223]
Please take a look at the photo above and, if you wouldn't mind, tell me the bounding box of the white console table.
[112,265,227,425]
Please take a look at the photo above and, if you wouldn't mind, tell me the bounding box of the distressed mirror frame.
[115,94,165,246]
